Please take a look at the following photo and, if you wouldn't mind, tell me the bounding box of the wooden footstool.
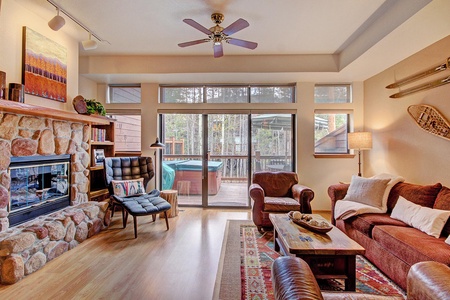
[159,190,179,218]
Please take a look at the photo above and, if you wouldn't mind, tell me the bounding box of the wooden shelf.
[89,165,104,171]
[91,141,114,146]
[90,189,109,197]
[0,99,110,125]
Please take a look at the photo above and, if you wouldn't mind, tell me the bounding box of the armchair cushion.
[111,178,146,197]
[264,196,300,212]
[252,171,299,197]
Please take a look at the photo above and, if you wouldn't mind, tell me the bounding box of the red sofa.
[328,181,450,290]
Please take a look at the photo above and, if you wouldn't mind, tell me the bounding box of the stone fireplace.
[0,100,111,285]
[0,108,91,231]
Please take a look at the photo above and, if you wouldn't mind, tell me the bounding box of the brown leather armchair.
[249,171,314,232]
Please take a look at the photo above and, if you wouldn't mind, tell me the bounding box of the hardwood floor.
[0,208,251,300]
[0,208,331,300]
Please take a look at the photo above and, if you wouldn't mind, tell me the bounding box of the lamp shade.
[48,14,65,31]
[150,137,165,149]
[348,132,372,150]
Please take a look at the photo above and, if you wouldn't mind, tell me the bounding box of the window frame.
[108,84,142,104]
[160,84,296,104]
[314,83,352,104]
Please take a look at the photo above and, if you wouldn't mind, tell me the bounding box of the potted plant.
[72,95,106,116]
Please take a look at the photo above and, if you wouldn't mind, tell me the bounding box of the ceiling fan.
[178,13,258,58]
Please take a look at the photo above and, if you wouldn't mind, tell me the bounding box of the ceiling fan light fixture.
[82,33,98,50]
[48,8,65,31]
[213,36,222,46]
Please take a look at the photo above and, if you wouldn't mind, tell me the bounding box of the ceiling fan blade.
[178,39,210,48]
[183,19,212,35]
[213,43,223,58]
[227,38,258,50]
[222,18,249,36]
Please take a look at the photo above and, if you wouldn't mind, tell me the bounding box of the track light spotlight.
[48,8,65,31]
[81,33,98,50]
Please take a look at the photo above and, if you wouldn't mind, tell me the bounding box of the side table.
[159,190,179,218]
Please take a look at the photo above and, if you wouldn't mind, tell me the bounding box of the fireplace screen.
[9,155,70,213]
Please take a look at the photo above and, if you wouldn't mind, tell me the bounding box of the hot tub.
[171,160,223,195]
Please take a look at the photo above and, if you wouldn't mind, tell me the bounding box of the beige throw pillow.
[343,175,390,209]
[391,196,450,238]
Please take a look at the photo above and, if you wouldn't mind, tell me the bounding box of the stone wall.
[0,112,92,231]
[0,201,111,284]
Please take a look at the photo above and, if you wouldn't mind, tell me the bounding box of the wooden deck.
[176,181,249,207]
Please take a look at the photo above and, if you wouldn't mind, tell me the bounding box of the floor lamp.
[348,132,372,177]
[149,137,165,189]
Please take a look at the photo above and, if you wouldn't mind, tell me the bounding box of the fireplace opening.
[8,154,71,226]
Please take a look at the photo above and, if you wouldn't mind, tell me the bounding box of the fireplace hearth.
[8,155,70,226]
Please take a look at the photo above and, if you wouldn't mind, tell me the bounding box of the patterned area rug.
[240,224,406,300]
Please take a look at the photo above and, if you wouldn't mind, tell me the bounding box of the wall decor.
[22,27,67,102]
[407,104,450,141]
[386,57,449,89]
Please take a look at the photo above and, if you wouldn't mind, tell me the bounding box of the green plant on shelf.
[85,99,106,116]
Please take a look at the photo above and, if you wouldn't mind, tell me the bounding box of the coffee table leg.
[274,228,280,252]
[345,255,356,291]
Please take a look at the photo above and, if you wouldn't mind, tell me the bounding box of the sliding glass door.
[161,113,294,208]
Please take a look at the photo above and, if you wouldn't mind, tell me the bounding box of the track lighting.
[48,7,65,31]
[46,0,108,50]
[82,33,98,50]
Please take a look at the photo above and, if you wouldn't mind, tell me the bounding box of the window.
[109,85,141,103]
[160,84,295,103]
[314,112,350,154]
[108,114,141,153]
[161,87,203,103]
[250,86,295,103]
[314,84,351,103]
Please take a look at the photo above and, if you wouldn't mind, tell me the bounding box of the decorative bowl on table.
[287,211,333,233]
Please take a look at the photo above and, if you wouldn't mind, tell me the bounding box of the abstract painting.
[22,27,67,102]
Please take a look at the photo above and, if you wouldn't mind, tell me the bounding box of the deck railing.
[163,154,292,182]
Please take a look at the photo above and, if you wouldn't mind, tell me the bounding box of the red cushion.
[345,213,408,238]
[372,225,450,266]
[387,182,442,212]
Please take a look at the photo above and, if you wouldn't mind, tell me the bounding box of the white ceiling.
[17,0,449,83]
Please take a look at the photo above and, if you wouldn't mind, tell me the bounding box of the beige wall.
[0,0,79,111]
[364,35,450,187]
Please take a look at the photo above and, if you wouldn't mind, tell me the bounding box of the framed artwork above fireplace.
[22,27,67,102]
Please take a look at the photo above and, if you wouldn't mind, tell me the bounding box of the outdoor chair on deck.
[104,157,171,238]
[249,171,314,232]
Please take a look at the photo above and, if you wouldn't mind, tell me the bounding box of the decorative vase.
[8,83,24,103]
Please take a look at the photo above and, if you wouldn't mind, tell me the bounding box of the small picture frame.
[93,149,105,166]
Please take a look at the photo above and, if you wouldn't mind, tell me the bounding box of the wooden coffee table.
[269,213,365,291]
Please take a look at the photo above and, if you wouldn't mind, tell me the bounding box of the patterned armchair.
[249,171,314,232]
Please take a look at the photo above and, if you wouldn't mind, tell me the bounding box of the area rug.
[213,220,406,300]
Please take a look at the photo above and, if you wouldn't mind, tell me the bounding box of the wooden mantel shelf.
[0,99,110,125]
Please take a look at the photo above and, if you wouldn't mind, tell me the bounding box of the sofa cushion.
[387,182,442,212]
[434,186,450,236]
[343,176,390,209]
[372,225,450,266]
[344,213,408,238]
[391,196,450,238]
[264,197,300,212]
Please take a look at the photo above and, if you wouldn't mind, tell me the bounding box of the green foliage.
[84,99,106,116]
